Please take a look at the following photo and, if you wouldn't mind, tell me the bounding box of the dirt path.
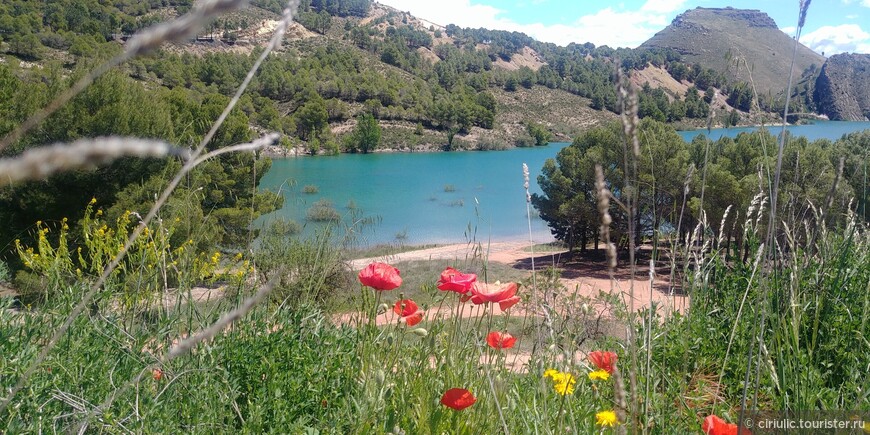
[349,241,686,314]
[349,240,537,270]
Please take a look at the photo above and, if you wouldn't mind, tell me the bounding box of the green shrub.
[306,199,341,222]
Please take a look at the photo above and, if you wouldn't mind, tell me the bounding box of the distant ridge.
[814,53,870,121]
[640,7,825,98]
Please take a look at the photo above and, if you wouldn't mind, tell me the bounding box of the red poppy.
[403,311,423,326]
[702,415,742,435]
[486,331,517,349]
[393,299,424,326]
[588,350,618,374]
[358,262,402,290]
[470,282,520,311]
[437,267,477,293]
[440,388,476,410]
[393,299,418,317]
[152,368,163,381]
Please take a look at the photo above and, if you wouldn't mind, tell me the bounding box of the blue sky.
[378,0,870,55]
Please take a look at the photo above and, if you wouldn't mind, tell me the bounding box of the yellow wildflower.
[588,369,611,381]
[543,369,575,396]
[90,197,97,205]
[596,410,618,427]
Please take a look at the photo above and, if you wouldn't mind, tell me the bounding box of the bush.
[253,221,349,307]
[306,199,341,222]
[514,130,535,147]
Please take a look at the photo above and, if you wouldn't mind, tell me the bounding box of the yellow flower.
[543,369,575,396]
[596,410,618,427]
[588,369,611,381]
[863,421,870,434]
[96,209,103,217]
[553,378,575,396]
[90,197,97,205]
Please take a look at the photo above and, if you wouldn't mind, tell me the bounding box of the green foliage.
[526,122,552,146]
[727,82,754,111]
[0,260,8,283]
[533,119,688,250]
[306,199,341,222]
[253,222,349,307]
[294,97,329,140]
[346,112,381,153]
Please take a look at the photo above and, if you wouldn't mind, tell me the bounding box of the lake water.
[257,144,571,246]
[259,121,870,246]
[677,120,870,142]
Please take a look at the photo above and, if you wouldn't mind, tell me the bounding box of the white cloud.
[800,24,870,55]
[378,0,688,48]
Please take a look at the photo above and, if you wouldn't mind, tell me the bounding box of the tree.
[350,112,381,153]
[533,119,690,252]
[526,122,551,146]
[294,97,329,140]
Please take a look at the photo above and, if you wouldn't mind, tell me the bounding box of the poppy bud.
[411,328,428,337]
[378,303,390,314]
[376,369,386,386]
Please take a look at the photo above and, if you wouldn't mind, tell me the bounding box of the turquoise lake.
[259,121,870,246]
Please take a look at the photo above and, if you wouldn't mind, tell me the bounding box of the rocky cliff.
[814,53,870,121]
[641,7,825,97]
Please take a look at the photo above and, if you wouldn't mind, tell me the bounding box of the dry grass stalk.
[616,69,640,431]
[0,137,191,187]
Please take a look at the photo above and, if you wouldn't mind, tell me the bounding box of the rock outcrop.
[814,53,870,121]
[641,7,825,97]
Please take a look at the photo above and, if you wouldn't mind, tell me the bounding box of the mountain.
[814,53,870,121]
[640,7,826,99]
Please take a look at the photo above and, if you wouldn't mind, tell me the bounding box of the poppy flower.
[702,415,741,435]
[152,368,163,381]
[393,299,423,326]
[486,331,517,349]
[440,388,476,410]
[437,267,477,294]
[393,299,418,317]
[358,262,402,290]
[588,350,618,374]
[470,281,520,311]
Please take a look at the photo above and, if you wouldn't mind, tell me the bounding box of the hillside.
[814,53,870,121]
[640,7,825,99]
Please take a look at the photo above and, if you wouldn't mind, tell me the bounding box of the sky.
[377,0,870,55]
